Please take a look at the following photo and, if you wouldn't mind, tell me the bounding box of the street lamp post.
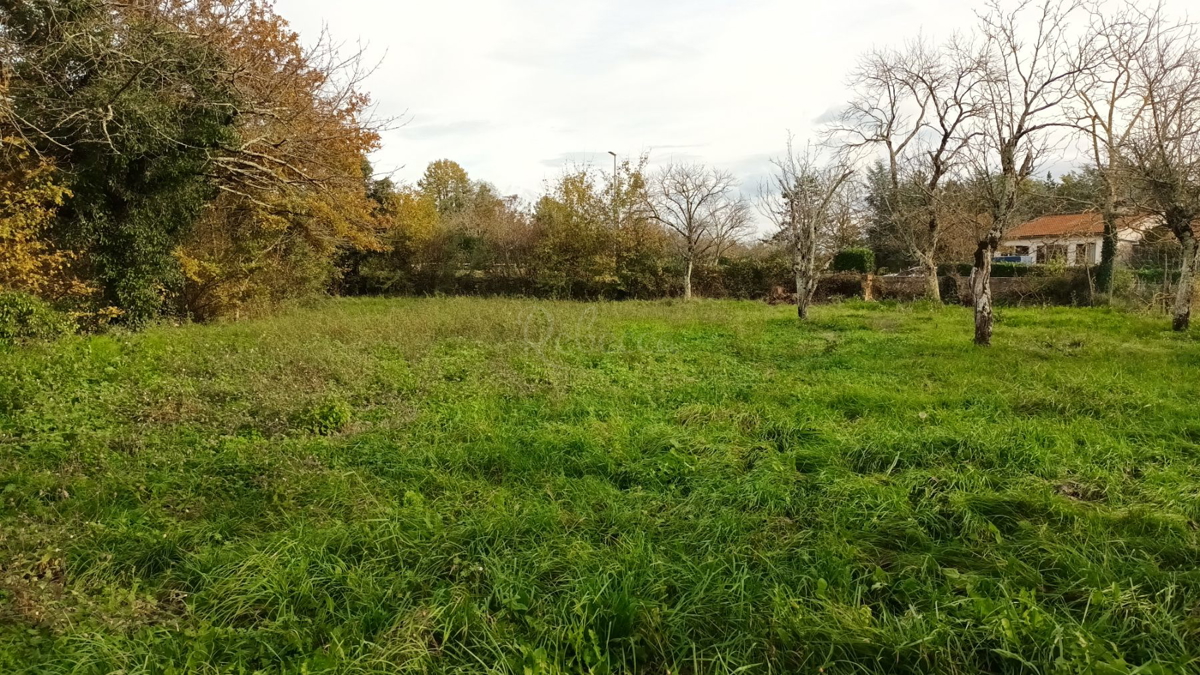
[607,151,618,230]
[608,151,621,284]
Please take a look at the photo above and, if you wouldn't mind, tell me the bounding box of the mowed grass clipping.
[2,298,1199,674]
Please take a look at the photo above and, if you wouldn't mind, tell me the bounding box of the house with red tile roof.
[999,212,1158,266]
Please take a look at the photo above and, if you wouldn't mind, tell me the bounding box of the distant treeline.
[2,0,1194,335]
[335,158,1181,304]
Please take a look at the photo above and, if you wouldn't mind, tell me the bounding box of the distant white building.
[1000,213,1157,266]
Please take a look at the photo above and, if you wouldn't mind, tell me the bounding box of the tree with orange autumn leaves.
[0,0,390,322]
[169,0,390,319]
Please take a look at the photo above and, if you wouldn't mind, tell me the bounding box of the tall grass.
[1,298,1198,673]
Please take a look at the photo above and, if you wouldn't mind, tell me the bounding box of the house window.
[1014,246,1030,255]
[1075,243,1096,265]
[1038,244,1067,264]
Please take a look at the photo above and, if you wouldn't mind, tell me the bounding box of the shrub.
[991,262,1034,278]
[987,269,1096,306]
[813,272,867,301]
[1133,267,1172,285]
[298,399,352,435]
[1110,267,1136,296]
[617,251,675,299]
[873,275,930,301]
[832,248,875,273]
[940,275,966,304]
[0,291,73,344]
[699,256,792,299]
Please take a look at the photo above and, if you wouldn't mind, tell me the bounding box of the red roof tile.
[1007,212,1147,239]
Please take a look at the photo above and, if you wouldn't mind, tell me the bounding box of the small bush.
[813,272,867,301]
[298,399,353,435]
[0,292,73,344]
[991,262,1034,278]
[1133,267,1173,285]
[697,256,792,299]
[832,248,875,273]
[1110,267,1137,296]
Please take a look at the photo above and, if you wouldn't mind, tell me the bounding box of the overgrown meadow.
[1,298,1199,673]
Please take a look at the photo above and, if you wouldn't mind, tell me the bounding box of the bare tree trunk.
[1173,230,1196,331]
[683,257,693,301]
[1097,208,1119,296]
[972,240,995,346]
[760,142,851,321]
[794,244,808,319]
[795,229,818,320]
[795,264,808,319]
[921,253,941,303]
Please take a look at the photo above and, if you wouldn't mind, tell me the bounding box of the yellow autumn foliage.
[0,135,89,299]
[385,186,441,246]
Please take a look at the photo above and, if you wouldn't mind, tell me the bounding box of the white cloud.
[275,0,979,204]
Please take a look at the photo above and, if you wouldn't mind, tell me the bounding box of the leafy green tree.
[533,168,618,297]
[418,160,474,217]
[1,0,240,323]
[605,156,672,297]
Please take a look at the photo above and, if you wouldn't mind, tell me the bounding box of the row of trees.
[1,0,387,324]
[812,0,1200,343]
[355,0,1197,348]
[2,0,1195,348]
[341,157,762,302]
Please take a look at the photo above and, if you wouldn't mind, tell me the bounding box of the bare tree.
[760,141,854,319]
[1124,15,1200,331]
[1069,1,1161,294]
[710,198,753,264]
[644,163,739,300]
[827,179,868,253]
[966,0,1085,346]
[836,38,984,302]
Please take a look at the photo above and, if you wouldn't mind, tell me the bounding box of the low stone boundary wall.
[768,270,1097,307]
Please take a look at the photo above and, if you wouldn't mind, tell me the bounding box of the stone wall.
[766,270,1098,307]
[871,275,930,301]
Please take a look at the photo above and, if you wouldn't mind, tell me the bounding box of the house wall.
[1002,216,1155,266]
[1002,236,1102,265]
[1116,227,1145,261]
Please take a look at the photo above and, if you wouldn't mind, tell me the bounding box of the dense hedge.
[990,262,1035,277]
[812,272,868,302]
[693,257,793,299]
[832,248,875,273]
[1132,268,1181,285]
[357,257,799,301]
[942,269,1097,306]
[349,257,1102,308]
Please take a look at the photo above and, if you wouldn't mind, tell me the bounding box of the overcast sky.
[275,0,986,205]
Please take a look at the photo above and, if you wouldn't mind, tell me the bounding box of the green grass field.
[2,298,1199,673]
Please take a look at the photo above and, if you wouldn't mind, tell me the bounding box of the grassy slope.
[1,298,1199,674]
